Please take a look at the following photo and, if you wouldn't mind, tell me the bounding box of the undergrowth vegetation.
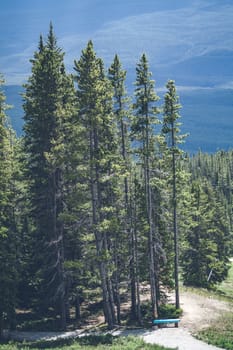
[0,335,175,350]
[197,313,233,350]
[196,260,233,350]
[217,260,233,300]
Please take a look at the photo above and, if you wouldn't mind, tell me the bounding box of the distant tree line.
[0,25,232,334]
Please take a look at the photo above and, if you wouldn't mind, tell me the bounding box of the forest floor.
[7,288,232,350]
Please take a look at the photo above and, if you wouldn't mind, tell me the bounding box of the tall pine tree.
[74,41,121,329]
[23,24,75,329]
[132,53,160,319]
[162,80,187,310]
[108,55,134,323]
[0,76,18,336]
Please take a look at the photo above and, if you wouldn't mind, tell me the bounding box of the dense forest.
[0,25,232,335]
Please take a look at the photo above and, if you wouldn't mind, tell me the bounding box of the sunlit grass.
[197,313,233,350]
[217,261,233,300]
[0,335,176,350]
[196,259,233,349]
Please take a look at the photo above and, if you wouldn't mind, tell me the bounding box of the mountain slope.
[4,85,233,153]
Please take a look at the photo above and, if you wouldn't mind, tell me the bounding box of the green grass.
[196,259,233,350]
[0,335,176,350]
[217,261,233,300]
[197,313,233,350]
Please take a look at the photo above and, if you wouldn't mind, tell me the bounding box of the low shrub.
[16,317,61,332]
[140,301,182,322]
[158,304,182,319]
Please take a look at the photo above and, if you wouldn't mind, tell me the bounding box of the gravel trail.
[7,327,225,350]
[113,327,224,350]
[144,328,224,350]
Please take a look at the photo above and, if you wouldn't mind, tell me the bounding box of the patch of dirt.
[120,286,232,333]
[179,289,231,333]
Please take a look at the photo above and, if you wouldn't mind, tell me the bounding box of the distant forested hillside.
[180,88,233,153]
[4,84,233,154]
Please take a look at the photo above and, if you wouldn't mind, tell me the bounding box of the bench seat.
[153,318,180,328]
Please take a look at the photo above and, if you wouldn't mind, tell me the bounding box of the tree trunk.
[145,114,158,319]
[90,128,116,329]
[135,226,142,325]
[99,262,115,328]
[75,294,81,320]
[53,168,67,330]
[0,313,3,340]
[113,236,121,325]
[130,177,138,320]
[172,148,180,310]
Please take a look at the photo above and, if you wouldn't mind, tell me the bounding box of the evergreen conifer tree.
[108,55,134,323]
[182,179,230,288]
[0,76,18,336]
[74,41,121,329]
[132,53,160,319]
[23,24,75,329]
[162,80,187,310]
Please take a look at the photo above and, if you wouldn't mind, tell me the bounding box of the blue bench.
[153,318,180,328]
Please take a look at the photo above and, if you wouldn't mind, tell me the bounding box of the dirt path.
[179,290,230,333]
[144,289,232,349]
[113,290,232,349]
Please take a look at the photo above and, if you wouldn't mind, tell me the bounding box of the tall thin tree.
[132,54,160,319]
[162,80,186,310]
[74,41,120,329]
[0,76,18,336]
[108,55,134,323]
